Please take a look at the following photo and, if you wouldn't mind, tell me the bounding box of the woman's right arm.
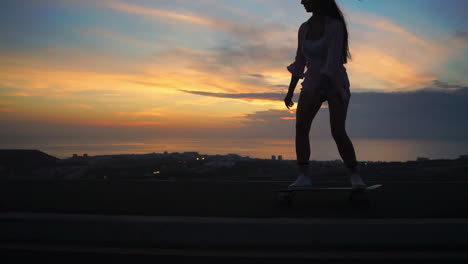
[287,75,300,95]
[286,23,307,94]
[284,23,306,109]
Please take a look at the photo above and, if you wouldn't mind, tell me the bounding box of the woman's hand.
[284,92,294,109]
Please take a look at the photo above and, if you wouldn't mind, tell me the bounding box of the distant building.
[226,154,241,161]
[271,155,276,160]
[278,155,283,161]
[459,154,468,160]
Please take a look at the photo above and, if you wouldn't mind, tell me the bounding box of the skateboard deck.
[273,184,383,205]
[274,184,382,193]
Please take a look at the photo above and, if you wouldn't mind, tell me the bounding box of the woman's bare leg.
[295,90,323,165]
[327,94,359,171]
[289,89,323,187]
[327,93,365,188]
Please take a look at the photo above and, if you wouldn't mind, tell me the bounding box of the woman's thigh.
[296,89,323,130]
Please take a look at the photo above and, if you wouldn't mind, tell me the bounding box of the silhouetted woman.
[284,0,366,189]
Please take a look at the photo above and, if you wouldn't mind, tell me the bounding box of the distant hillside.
[0,149,59,169]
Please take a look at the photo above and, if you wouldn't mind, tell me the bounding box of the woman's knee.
[331,127,347,141]
[296,125,310,136]
[296,115,313,131]
[295,111,310,129]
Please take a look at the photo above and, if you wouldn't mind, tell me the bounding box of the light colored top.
[287,16,351,106]
[301,36,328,98]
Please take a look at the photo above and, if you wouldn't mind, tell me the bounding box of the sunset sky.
[0,0,467,159]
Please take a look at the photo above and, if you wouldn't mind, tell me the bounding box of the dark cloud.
[151,41,294,89]
[180,85,468,141]
[179,90,283,101]
[431,80,468,90]
[146,13,296,90]
[342,88,468,140]
[247,73,266,79]
[2,87,467,143]
[0,118,224,146]
[271,84,289,88]
[454,30,468,41]
[211,42,292,71]
[4,76,467,142]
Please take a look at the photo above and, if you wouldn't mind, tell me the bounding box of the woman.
[284,0,366,189]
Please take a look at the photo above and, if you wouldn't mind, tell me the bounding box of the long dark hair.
[316,0,352,64]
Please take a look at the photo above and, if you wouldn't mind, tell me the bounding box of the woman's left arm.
[320,19,345,84]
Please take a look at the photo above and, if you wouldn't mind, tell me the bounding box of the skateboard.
[273,184,383,205]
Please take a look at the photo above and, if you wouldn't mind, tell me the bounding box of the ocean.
[2,137,467,162]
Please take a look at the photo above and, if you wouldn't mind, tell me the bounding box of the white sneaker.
[350,173,366,190]
[288,174,312,189]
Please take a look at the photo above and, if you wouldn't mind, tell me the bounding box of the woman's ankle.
[297,162,310,176]
[347,164,360,175]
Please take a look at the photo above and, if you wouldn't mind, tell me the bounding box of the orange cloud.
[2,2,465,133]
[0,50,271,129]
[95,1,461,92]
[117,108,164,117]
[343,11,464,90]
[348,45,435,90]
[100,0,235,31]
[68,103,94,110]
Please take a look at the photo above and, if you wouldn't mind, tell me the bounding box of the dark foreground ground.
[1,179,467,218]
[3,248,467,264]
[1,170,468,263]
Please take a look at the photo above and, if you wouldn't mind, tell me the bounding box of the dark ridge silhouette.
[0,149,59,179]
[0,149,59,168]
